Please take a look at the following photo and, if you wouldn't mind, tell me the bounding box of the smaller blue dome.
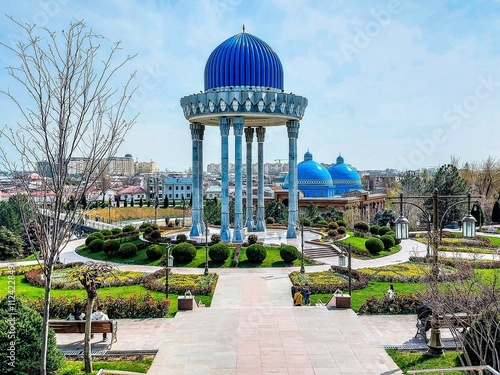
[327,154,363,195]
[283,152,335,197]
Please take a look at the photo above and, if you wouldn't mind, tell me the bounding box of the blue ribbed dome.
[204,32,284,92]
[283,152,335,198]
[328,155,363,194]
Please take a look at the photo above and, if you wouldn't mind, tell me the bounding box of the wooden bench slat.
[48,320,117,349]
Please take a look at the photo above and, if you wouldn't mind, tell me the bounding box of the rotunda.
[327,155,363,195]
[283,151,335,198]
[180,30,308,241]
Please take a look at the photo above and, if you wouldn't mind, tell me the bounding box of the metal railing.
[408,365,500,374]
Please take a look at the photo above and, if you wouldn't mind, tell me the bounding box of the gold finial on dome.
[242,24,245,33]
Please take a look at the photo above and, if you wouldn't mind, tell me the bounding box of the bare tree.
[71,262,115,373]
[0,18,137,375]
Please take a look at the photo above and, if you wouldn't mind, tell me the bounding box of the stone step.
[304,246,339,259]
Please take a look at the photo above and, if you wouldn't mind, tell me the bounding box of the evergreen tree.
[130,198,134,207]
[492,200,500,223]
[81,195,87,209]
[0,200,23,236]
[172,198,176,207]
[124,200,128,208]
[164,196,169,208]
[139,197,143,208]
[0,226,24,260]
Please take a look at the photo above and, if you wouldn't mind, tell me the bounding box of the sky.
[1,0,500,173]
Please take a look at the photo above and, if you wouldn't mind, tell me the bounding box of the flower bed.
[358,293,421,314]
[144,270,218,296]
[289,267,369,294]
[25,262,145,289]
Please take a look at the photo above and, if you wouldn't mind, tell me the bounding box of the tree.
[139,197,143,208]
[492,200,500,223]
[172,198,176,207]
[0,19,136,375]
[71,262,115,373]
[0,199,23,235]
[0,226,24,260]
[130,198,135,207]
[164,196,169,208]
[373,210,396,227]
[81,195,88,210]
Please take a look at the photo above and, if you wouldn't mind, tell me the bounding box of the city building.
[327,154,364,195]
[165,177,192,201]
[118,186,147,203]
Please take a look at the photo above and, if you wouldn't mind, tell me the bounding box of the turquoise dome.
[283,152,335,198]
[327,155,363,195]
[204,32,284,92]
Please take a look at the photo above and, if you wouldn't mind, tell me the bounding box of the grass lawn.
[76,241,164,266]
[341,233,401,259]
[57,358,152,375]
[386,349,463,374]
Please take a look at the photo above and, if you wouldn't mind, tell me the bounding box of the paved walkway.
[6,231,493,374]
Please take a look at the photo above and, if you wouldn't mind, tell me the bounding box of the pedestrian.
[293,285,303,306]
[291,283,299,298]
[69,302,85,321]
[301,283,311,306]
[387,284,394,300]
[91,304,109,341]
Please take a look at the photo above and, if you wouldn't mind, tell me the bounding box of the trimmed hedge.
[88,238,104,253]
[380,234,395,249]
[143,269,218,296]
[369,225,380,235]
[171,242,196,264]
[246,244,267,263]
[247,234,258,245]
[209,243,230,264]
[100,229,112,236]
[119,243,137,258]
[176,234,187,243]
[354,221,369,232]
[280,245,300,263]
[103,239,120,257]
[358,293,422,314]
[365,237,384,254]
[377,226,392,236]
[146,244,163,260]
[210,233,221,244]
[122,225,136,233]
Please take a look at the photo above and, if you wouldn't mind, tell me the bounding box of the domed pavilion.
[180,30,308,241]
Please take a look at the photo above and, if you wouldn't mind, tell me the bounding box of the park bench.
[415,312,475,342]
[48,320,117,349]
[485,226,498,234]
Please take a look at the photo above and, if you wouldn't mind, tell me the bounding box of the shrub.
[358,293,421,314]
[380,234,396,249]
[214,219,221,225]
[91,231,105,240]
[247,234,258,245]
[209,243,230,264]
[88,238,104,253]
[176,234,187,243]
[144,226,153,234]
[280,245,300,263]
[392,235,401,245]
[317,220,328,226]
[337,227,346,235]
[119,243,137,258]
[369,225,380,235]
[85,232,103,246]
[378,226,392,236]
[146,244,163,260]
[139,222,151,229]
[210,233,221,244]
[365,237,384,254]
[336,219,347,227]
[328,222,339,230]
[103,239,120,258]
[246,244,267,263]
[354,221,369,232]
[122,225,136,233]
[111,227,122,234]
[100,229,112,236]
[266,217,275,224]
[328,229,338,237]
[0,297,63,374]
[150,230,162,241]
[171,242,196,263]
[151,223,159,231]
[301,218,311,227]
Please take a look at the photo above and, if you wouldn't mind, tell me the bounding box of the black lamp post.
[393,189,479,356]
[165,243,173,299]
[300,220,305,274]
[204,221,209,276]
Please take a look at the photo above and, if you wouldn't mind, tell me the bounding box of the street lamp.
[165,244,174,299]
[108,198,112,224]
[181,196,186,228]
[393,189,479,357]
[204,221,209,276]
[338,244,352,296]
[299,219,305,274]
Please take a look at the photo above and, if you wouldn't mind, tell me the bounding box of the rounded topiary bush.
[150,230,161,241]
[246,244,267,263]
[266,217,275,224]
[210,233,221,244]
[88,238,104,253]
[365,237,384,254]
[100,229,112,236]
[392,235,401,245]
[122,225,136,233]
[280,245,300,263]
[139,222,151,230]
[172,242,197,264]
[301,218,312,227]
[354,221,369,232]
[336,219,346,227]
[337,226,346,235]
[317,220,328,226]
[0,297,64,375]
[103,239,120,258]
[146,244,163,260]
[111,227,122,234]
[176,233,187,243]
[151,223,159,231]
[144,226,153,234]
[328,229,338,237]
[247,234,258,245]
[214,219,221,225]
[369,225,380,235]
[378,226,392,236]
[209,243,230,264]
[85,233,102,246]
[119,243,137,258]
[380,234,396,249]
[328,222,339,230]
